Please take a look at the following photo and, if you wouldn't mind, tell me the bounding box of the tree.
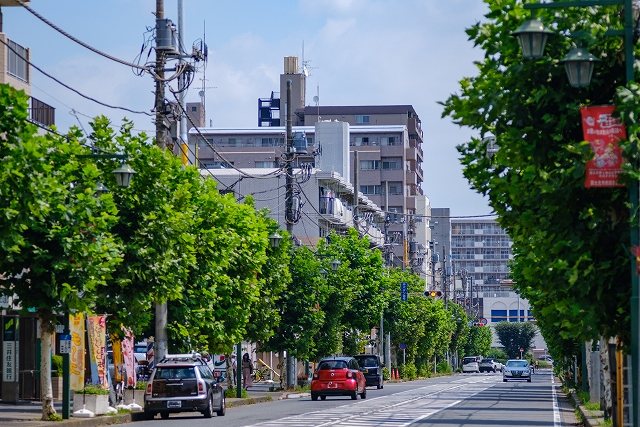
[441,0,631,360]
[0,86,122,419]
[463,326,492,357]
[494,322,537,359]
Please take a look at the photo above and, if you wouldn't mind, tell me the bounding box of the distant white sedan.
[502,359,531,382]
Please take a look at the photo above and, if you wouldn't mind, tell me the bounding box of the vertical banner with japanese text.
[2,316,18,383]
[69,313,85,390]
[121,327,136,388]
[581,105,626,188]
[87,315,107,388]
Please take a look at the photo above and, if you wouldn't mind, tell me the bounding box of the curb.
[569,390,606,427]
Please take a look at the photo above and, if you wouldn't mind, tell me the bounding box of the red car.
[311,356,367,401]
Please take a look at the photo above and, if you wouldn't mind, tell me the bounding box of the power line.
[14,0,152,72]
[0,37,152,116]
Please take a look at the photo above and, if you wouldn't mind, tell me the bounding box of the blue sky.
[4,0,492,217]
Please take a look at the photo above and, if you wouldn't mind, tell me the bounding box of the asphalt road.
[118,369,578,426]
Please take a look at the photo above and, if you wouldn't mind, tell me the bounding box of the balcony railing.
[28,97,55,127]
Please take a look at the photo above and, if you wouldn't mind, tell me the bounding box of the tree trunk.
[40,315,57,420]
[278,350,285,389]
[599,336,613,417]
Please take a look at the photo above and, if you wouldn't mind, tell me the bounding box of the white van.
[462,356,482,373]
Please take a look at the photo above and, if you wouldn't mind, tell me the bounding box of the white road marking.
[551,374,561,427]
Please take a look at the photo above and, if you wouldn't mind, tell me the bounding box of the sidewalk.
[0,391,283,427]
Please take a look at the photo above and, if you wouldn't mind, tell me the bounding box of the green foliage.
[224,387,247,398]
[51,355,63,378]
[441,1,632,360]
[494,322,537,359]
[436,361,452,374]
[399,362,417,380]
[382,366,390,380]
[75,385,109,395]
[485,348,508,363]
[46,413,63,421]
[464,326,492,356]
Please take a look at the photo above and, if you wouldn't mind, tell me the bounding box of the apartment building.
[197,56,430,275]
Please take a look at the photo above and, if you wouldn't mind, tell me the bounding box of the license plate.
[167,400,182,408]
[328,382,338,389]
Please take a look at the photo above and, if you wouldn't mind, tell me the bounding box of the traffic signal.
[424,290,442,298]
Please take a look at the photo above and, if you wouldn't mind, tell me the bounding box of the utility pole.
[442,246,448,310]
[353,150,359,231]
[154,0,169,364]
[178,0,189,166]
[285,80,296,389]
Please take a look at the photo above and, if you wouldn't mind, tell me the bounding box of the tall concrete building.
[198,56,429,275]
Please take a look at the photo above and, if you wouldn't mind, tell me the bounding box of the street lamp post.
[513,1,637,425]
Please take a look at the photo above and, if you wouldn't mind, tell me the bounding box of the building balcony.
[29,97,55,127]
[407,117,423,139]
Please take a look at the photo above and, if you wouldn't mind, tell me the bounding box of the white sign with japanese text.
[3,341,17,382]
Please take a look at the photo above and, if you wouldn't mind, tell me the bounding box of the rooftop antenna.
[198,21,217,127]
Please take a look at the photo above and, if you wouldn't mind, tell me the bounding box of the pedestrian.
[231,354,237,386]
[242,352,253,389]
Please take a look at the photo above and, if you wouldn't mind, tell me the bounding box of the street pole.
[62,315,70,419]
[178,0,189,166]
[153,0,169,364]
[236,343,242,397]
[284,80,296,389]
[442,246,448,309]
[353,150,359,231]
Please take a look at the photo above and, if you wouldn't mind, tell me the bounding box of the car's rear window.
[154,367,196,379]
[318,360,348,370]
[462,357,478,364]
[355,356,378,367]
[480,359,493,363]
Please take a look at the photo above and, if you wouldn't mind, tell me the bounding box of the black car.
[144,353,225,419]
[353,354,384,389]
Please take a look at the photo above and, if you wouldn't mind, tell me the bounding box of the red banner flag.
[581,105,625,188]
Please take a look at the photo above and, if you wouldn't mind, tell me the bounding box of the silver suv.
[144,353,225,419]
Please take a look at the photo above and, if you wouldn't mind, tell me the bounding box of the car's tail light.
[346,371,353,379]
[146,382,152,395]
[198,380,205,393]
[313,373,319,379]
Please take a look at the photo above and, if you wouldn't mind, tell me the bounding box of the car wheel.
[203,394,214,418]
[143,411,155,420]
[321,395,327,401]
[160,412,170,419]
[351,391,358,400]
[216,395,226,416]
[527,378,532,383]
[311,393,318,401]
[361,387,367,399]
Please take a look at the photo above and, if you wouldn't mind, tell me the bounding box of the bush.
[75,384,109,395]
[51,355,63,378]
[134,381,147,391]
[399,363,417,380]
[382,367,390,380]
[436,361,452,374]
[225,387,247,398]
[417,365,430,378]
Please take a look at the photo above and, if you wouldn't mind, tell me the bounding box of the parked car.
[353,354,384,389]
[311,356,367,401]
[144,353,225,419]
[462,356,482,373]
[502,359,532,382]
[479,358,502,373]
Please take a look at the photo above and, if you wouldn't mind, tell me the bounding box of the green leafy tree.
[0,86,122,419]
[463,326,492,357]
[494,321,537,359]
[448,303,470,361]
[441,0,631,361]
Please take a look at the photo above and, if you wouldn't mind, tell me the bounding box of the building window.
[509,310,525,322]
[387,181,403,195]
[355,115,370,124]
[360,185,382,195]
[261,137,281,147]
[191,106,198,112]
[360,160,379,170]
[382,157,402,170]
[491,310,507,322]
[7,39,28,82]
[226,138,237,147]
[201,161,232,169]
[255,161,276,168]
[387,206,403,223]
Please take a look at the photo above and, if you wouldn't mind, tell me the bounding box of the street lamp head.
[94,182,109,195]
[268,231,282,248]
[331,259,341,271]
[561,47,599,88]
[513,18,554,59]
[112,162,136,188]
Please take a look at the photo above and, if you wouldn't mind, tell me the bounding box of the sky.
[3,0,493,218]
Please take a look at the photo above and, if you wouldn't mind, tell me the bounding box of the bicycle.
[252,358,280,383]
